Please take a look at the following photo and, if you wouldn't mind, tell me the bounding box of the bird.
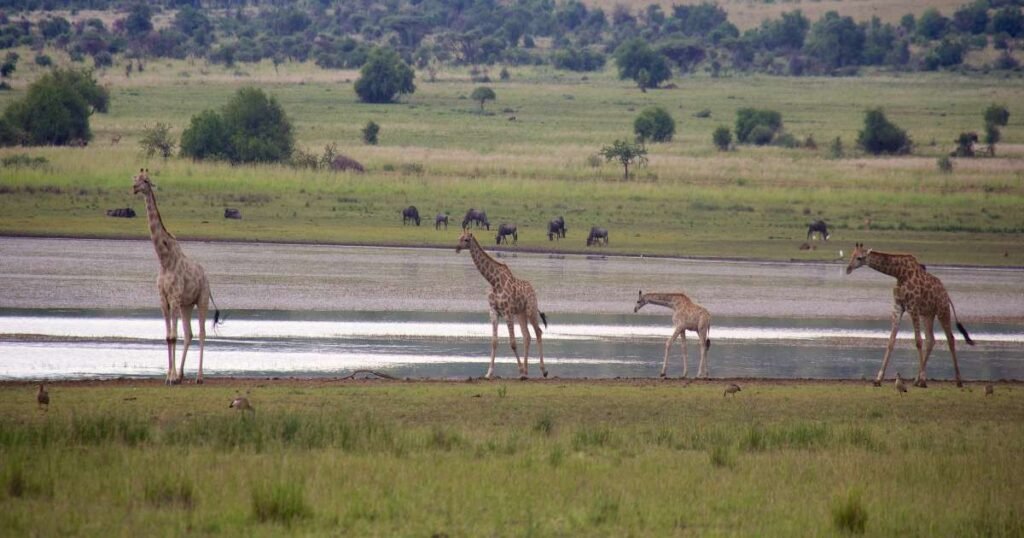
[895,373,908,395]
[229,396,255,416]
[36,383,49,411]
[985,384,994,396]
[723,383,741,397]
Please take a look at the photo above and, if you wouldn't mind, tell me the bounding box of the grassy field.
[1,56,1023,265]
[0,379,1021,536]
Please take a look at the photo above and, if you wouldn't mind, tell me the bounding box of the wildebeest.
[224,208,242,220]
[586,226,609,246]
[807,219,830,241]
[402,205,421,226]
[435,214,449,230]
[106,207,136,218]
[547,216,566,241]
[462,208,490,230]
[496,223,518,245]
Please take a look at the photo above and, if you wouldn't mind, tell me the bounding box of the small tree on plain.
[634,106,675,143]
[599,139,648,180]
[139,122,175,159]
[983,122,1000,156]
[354,47,416,104]
[470,86,496,112]
[857,108,911,155]
[983,104,1009,127]
[712,126,732,151]
[362,120,379,145]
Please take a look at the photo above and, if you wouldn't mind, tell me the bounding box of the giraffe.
[846,243,974,388]
[456,230,548,380]
[634,290,712,378]
[133,169,218,385]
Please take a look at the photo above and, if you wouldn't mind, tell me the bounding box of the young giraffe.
[133,169,218,385]
[634,290,712,378]
[456,230,548,379]
[846,243,974,388]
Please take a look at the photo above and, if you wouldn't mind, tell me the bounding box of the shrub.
[984,104,1010,127]
[34,54,52,67]
[633,106,675,143]
[139,122,175,159]
[735,108,782,144]
[984,122,1001,156]
[712,126,732,151]
[694,108,712,118]
[937,156,953,173]
[831,489,868,534]
[1,68,108,146]
[362,120,379,145]
[551,47,607,72]
[354,47,415,104]
[748,125,775,146]
[857,108,911,155]
[180,110,231,160]
[251,480,310,525]
[828,136,844,159]
[773,132,799,148]
[953,131,977,157]
[181,87,293,164]
[470,86,496,112]
[613,38,672,90]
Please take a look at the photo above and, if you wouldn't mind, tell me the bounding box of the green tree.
[735,108,782,144]
[139,122,175,159]
[857,108,911,155]
[916,8,949,40]
[362,120,380,145]
[354,47,416,104]
[613,38,672,91]
[990,6,1024,38]
[221,87,294,163]
[470,86,496,112]
[124,3,153,38]
[804,11,865,72]
[984,104,1009,127]
[180,110,231,160]
[599,139,648,180]
[1,68,108,146]
[712,126,732,151]
[633,106,675,143]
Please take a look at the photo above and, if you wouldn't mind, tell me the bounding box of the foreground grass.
[1,380,1021,536]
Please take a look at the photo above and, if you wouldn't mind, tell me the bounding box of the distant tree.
[984,122,1001,156]
[712,126,732,151]
[180,87,293,163]
[613,38,672,91]
[1,68,108,146]
[180,110,231,160]
[857,108,911,155]
[990,6,1024,38]
[828,136,844,159]
[600,139,648,180]
[804,11,865,72]
[362,120,379,145]
[550,47,607,71]
[470,86,496,111]
[35,54,52,67]
[937,155,953,173]
[1,52,17,78]
[916,8,949,40]
[354,47,416,104]
[984,104,1010,127]
[953,1,989,35]
[633,106,675,143]
[923,38,966,70]
[124,3,153,38]
[755,10,810,52]
[735,108,782,145]
[139,122,175,158]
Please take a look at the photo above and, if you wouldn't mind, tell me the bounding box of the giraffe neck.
[468,235,510,287]
[142,189,182,270]
[642,293,690,310]
[866,251,919,281]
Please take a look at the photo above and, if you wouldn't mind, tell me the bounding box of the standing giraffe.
[634,290,712,378]
[846,243,973,388]
[133,169,218,385]
[456,230,548,379]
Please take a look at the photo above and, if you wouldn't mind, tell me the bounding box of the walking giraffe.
[634,290,712,378]
[133,169,219,384]
[456,230,548,379]
[846,243,973,388]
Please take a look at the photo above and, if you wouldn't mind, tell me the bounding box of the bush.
[251,480,310,525]
[181,87,293,164]
[984,122,1001,155]
[735,108,782,144]
[470,86,496,112]
[180,110,231,160]
[828,136,844,159]
[613,38,672,90]
[633,106,675,143]
[1,68,108,146]
[354,47,415,104]
[984,104,1010,127]
[712,126,732,151]
[551,47,607,72]
[748,125,775,145]
[937,155,953,173]
[953,131,977,157]
[139,123,175,159]
[773,132,799,148]
[831,490,868,534]
[34,54,52,67]
[362,120,379,145]
[857,108,911,155]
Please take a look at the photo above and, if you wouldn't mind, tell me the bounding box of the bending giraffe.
[133,169,219,384]
[846,243,973,388]
[634,290,712,378]
[456,229,548,379]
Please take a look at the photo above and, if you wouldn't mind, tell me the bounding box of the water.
[2,237,1022,380]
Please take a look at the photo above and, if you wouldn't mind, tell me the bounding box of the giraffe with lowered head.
[634,290,712,378]
[133,169,219,384]
[456,229,548,379]
[846,243,973,388]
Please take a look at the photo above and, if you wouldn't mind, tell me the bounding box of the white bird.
[895,373,908,395]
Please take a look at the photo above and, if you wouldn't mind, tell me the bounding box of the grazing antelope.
[230,396,255,416]
[723,383,741,397]
[37,384,49,410]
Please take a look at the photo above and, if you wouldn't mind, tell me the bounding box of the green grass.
[1,59,1023,264]
[0,380,1021,535]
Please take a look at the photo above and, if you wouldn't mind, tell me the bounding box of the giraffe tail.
[540,312,548,329]
[210,292,225,329]
[949,299,974,346]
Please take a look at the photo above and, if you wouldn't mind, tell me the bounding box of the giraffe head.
[456,229,473,253]
[132,168,153,195]
[633,290,648,313]
[846,242,870,274]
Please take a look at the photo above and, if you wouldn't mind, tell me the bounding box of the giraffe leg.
[531,313,547,378]
[178,305,194,384]
[910,314,926,388]
[169,307,181,385]
[506,320,524,379]
[196,300,208,385]
[661,327,683,378]
[518,313,531,378]
[682,332,692,378]
[917,315,937,388]
[486,309,499,380]
[161,299,174,385]
[698,324,710,378]
[939,313,963,388]
[874,304,904,387]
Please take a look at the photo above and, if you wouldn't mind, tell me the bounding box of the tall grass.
[251,479,311,525]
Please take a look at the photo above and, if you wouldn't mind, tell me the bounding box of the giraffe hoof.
[196,378,204,385]
[542,371,548,378]
[956,381,963,388]
[914,380,928,388]
[519,375,528,381]
[659,373,667,379]
[872,380,882,387]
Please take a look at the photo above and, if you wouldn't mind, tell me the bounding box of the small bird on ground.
[985,384,994,396]
[36,383,49,410]
[229,396,255,416]
[723,383,741,397]
[895,373,908,395]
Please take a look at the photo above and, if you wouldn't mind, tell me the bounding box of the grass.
[0,379,1021,535]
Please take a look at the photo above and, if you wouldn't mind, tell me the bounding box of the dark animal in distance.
[402,206,421,226]
[807,220,830,241]
[547,216,566,241]
[496,223,518,245]
[106,207,136,218]
[462,208,490,230]
[586,226,609,247]
[435,214,448,230]
[37,384,49,410]
[723,383,741,397]
[224,208,242,220]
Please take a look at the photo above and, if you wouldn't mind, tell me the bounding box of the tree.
[857,108,911,155]
[712,126,732,151]
[221,87,294,163]
[362,120,379,145]
[990,6,1024,38]
[180,110,231,160]
[139,122,175,159]
[634,106,675,143]
[984,104,1010,127]
[804,11,865,72]
[124,3,153,38]
[1,68,108,146]
[916,8,949,40]
[354,47,416,104]
[599,139,648,180]
[735,108,782,145]
[470,86,496,112]
[613,38,672,91]
[952,1,989,35]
